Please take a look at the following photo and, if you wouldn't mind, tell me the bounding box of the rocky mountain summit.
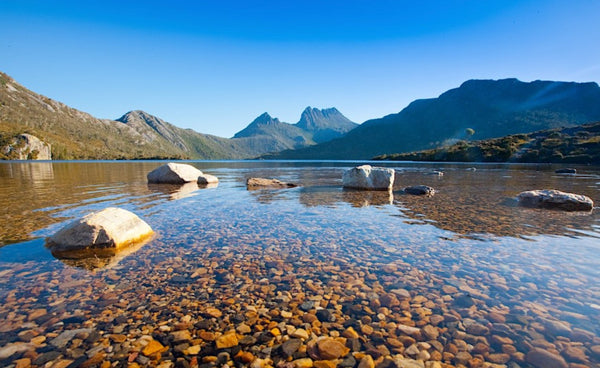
[296,107,357,143]
[232,107,357,152]
[116,110,189,151]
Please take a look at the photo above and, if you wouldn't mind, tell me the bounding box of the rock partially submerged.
[46,207,154,256]
[198,173,219,186]
[246,178,298,189]
[342,165,394,191]
[404,185,435,196]
[517,189,593,211]
[147,163,203,184]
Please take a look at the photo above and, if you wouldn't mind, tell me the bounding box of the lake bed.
[1,161,599,368]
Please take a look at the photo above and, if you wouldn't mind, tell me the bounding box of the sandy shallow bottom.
[0,161,599,368]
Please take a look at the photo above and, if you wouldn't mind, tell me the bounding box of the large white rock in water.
[517,189,593,211]
[147,163,203,184]
[342,165,395,190]
[46,207,154,255]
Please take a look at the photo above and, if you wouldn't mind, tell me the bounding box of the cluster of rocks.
[46,163,221,260]
[2,232,599,368]
[10,162,595,368]
[342,165,594,211]
[45,165,595,261]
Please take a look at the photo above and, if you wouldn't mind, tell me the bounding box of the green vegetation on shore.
[373,122,600,164]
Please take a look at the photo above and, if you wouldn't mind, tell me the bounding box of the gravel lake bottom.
[0,161,599,368]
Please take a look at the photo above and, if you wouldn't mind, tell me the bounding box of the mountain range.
[2,71,600,161]
[0,71,355,159]
[264,78,600,159]
[233,108,357,151]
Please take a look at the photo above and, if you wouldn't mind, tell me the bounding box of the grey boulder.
[404,185,435,196]
[246,177,297,189]
[46,207,154,255]
[147,163,203,184]
[342,165,395,191]
[517,189,593,211]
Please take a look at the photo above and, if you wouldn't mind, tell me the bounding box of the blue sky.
[1,0,599,137]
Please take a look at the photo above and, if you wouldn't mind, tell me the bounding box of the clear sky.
[1,0,599,138]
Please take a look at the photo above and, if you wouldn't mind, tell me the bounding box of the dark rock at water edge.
[403,185,435,196]
[555,168,577,174]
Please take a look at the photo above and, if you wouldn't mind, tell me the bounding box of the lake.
[0,160,599,367]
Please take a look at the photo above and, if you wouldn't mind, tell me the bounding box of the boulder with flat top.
[147,163,203,184]
[246,177,297,189]
[517,189,593,211]
[46,207,154,256]
[342,165,394,191]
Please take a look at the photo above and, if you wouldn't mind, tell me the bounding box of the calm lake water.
[0,161,599,367]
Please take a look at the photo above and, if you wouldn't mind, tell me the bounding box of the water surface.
[0,161,599,367]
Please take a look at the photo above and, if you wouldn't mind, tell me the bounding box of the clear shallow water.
[0,161,599,367]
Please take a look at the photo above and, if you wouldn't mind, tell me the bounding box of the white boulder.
[46,207,154,255]
[342,165,395,191]
[517,189,593,211]
[147,163,203,184]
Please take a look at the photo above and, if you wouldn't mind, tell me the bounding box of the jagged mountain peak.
[301,106,341,115]
[233,107,357,144]
[252,112,280,124]
[232,112,286,139]
[295,106,357,142]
